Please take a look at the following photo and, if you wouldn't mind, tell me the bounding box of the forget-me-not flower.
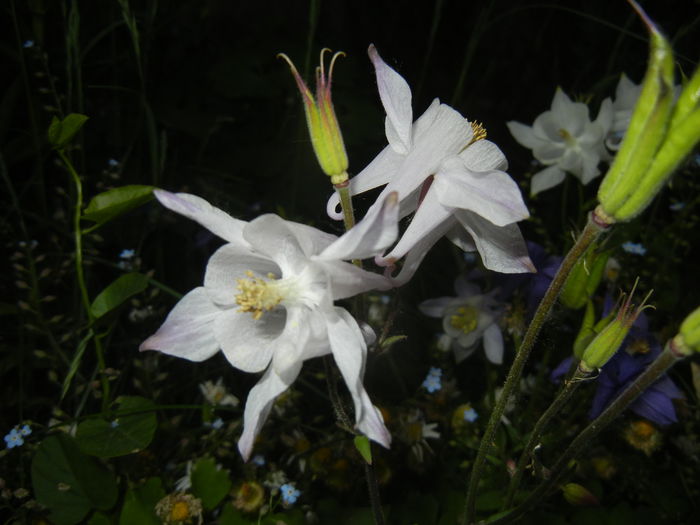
[280,483,301,505]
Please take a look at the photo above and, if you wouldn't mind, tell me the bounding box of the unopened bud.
[670,305,700,356]
[279,49,349,184]
[561,247,609,310]
[561,483,599,506]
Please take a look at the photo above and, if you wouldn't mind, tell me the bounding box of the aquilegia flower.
[419,276,505,364]
[326,44,533,284]
[507,88,612,195]
[141,190,399,459]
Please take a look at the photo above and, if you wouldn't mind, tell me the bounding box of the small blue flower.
[107,158,119,167]
[669,202,685,212]
[251,454,266,466]
[428,366,442,377]
[280,483,300,505]
[4,428,24,449]
[621,242,646,256]
[463,407,479,422]
[211,418,224,430]
[422,371,442,393]
[19,424,32,437]
[23,40,34,48]
[110,420,119,428]
[119,249,136,260]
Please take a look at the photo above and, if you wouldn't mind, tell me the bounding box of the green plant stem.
[504,365,591,507]
[59,149,110,411]
[335,181,356,231]
[489,344,682,524]
[462,213,607,524]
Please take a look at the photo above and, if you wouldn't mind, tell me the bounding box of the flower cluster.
[4,425,31,449]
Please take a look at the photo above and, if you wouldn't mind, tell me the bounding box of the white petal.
[418,297,452,317]
[154,190,247,245]
[326,307,391,448]
[483,323,504,364]
[140,287,221,361]
[434,159,529,226]
[456,211,535,274]
[506,121,541,149]
[237,362,302,460]
[595,97,614,135]
[243,215,308,275]
[318,192,399,261]
[204,243,279,306]
[446,224,477,252]
[452,342,477,363]
[326,145,404,220]
[368,44,413,154]
[270,306,315,375]
[459,139,508,171]
[214,307,284,373]
[382,188,452,263]
[322,260,393,299]
[530,165,566,195]
[454,275,481,297]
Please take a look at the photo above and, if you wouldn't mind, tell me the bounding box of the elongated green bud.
[573,300,597,359]
[670,306,700,356]
[580,280,653,372]
[670,64,700,130]
[278,49,350,184]
[597,1,675,220]
[561,248,610,310]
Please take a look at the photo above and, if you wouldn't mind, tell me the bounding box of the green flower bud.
[597,2,675,222]
[279,49,349,184]
[671,306,700,356]
[560,248,610,310]
[580,280,653,372]
[561,483,599,507]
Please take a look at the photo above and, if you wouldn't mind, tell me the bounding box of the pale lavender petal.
[368,44,413,154]
[483,323,504,364]
[238,362,302,460]
[418,297,453,317]
[507,121,542,149]
[154,190,247,245]
[530,165,566,195]
[326,307,391,448]
[140,287,221,361]
[455,211,535,274]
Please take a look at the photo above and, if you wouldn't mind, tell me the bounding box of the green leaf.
[82,185,154,228]
[380,334,407,351]
[88,512,113,525]
[76,396,157,458]
[191,457,232,510]
[119,478,165,525]
[61,329,94,400]
[90,272,149,319]
[48,113,89,149]
[31,433,118,525]
[353,435,372,464]
[219,505,256,525]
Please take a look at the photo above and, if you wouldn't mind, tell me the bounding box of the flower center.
[468,121,488,145]
[449,305,479,334]
[235,271,287,320]
[558,128,577,147]
[169,501,190,522]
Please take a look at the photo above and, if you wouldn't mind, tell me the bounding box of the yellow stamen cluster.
[469,121,488,145]
[450,305,479,334]
[235,271,282,320]
[154,493,203,525]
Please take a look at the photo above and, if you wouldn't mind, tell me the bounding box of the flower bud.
[580,281,652,372]
[560,247,609,310]
[670,305,700,356]
[279,49,349,184]
[561,483,599,506]
[596,2,675,223]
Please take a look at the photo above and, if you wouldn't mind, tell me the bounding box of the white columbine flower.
[141,190,399,459]
[507,88,612,195]
[419,276,505,364]
[326,44,533,285]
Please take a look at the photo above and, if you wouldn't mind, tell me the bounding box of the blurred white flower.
[199,377,239,407]
[326,44,533,284]
[141,190,398,459]
[508,88,613,195]
[419,276,505,364]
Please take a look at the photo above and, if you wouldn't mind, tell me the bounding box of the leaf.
[119,478,165,525]
[353,435,372,464]
[191,457,232,510]
[76,396,157,458]
[90,272,149,319]
[61,329,94,400]
[82,185,154,228]
[88,512,113,525]
[48,113,89,149]
[219,505,256,525]
[31,433,118,525]
[380,334,407,351]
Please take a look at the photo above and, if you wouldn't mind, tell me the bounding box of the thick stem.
[462,214,607,524]
[504,365,591,507]
[491,345,681,524]
[334,181,356,231]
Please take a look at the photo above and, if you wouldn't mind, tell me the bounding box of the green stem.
[462,213,607,524]
[504,365,591,507]
[490,344,681,524]
[335,181,356,231]
[58,149,110,411]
